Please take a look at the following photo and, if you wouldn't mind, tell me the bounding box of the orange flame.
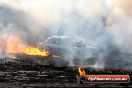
[0,35,25,54]
[78,66,86,76]
[0,34,49,57]
[23,47,49,56]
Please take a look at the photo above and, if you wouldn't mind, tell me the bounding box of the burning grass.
[0,35,49,57]
[23,47,49,57]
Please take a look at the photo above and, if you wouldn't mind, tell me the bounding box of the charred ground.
[0,58,131,88]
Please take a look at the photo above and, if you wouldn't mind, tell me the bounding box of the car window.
[58,38,73,45]
[45,37,57,44]
[45,37,75,46]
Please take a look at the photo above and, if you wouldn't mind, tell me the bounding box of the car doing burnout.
[38,36,98,66]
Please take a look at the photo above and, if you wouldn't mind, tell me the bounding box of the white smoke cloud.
[0,0,132,69]
[0,0,106,25]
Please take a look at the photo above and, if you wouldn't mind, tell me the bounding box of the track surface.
[0,59,132,87]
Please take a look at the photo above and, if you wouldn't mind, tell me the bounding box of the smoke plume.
[0,0,132,69]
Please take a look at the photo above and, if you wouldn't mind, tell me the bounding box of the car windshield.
[45,36,75,46]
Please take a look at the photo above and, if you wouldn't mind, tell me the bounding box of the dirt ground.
[0,59,131,88]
